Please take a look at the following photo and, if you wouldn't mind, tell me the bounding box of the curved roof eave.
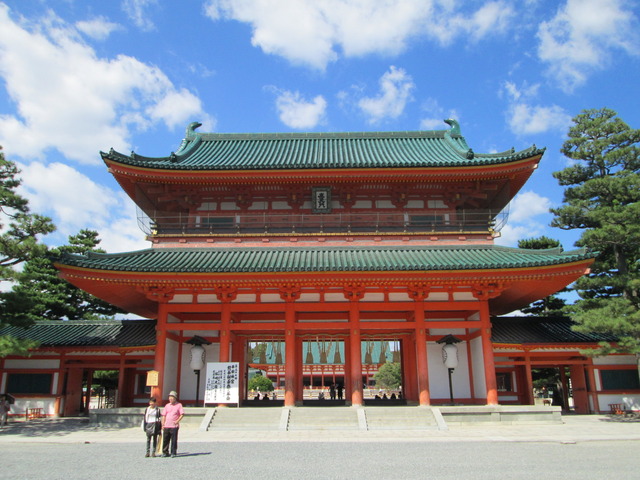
[100,121,545,173]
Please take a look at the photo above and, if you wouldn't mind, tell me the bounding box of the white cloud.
[495,190,552,246]
[508,191,552,223]
[358,66,414,124]
[17,161,148,252]
[537,0,640,92]
[272,90,327,129]
[121,0,158,32]
[507,103,572,136]
[502,81,571,135]
[205,0,515,70]
[0,5,212,164]
[75,17,120,41]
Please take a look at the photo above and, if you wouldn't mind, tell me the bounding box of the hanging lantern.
[442,343,459,369]
[189,345,206,371]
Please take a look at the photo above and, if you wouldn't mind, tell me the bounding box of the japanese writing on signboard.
[204,362,239,404]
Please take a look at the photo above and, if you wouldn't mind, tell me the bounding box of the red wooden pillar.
[219,303,231,362]
[478,295,498,405]
[410,289,431,406]
[401,336,417,402]
[570,364,589,414]
[524,350,534,405]
[63,368,83,417]
[116,354,126,407]
[345,287,364,406]
[281,287,300,407]
[216,287,238,363]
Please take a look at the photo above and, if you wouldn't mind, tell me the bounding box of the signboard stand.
[203,362,240,407]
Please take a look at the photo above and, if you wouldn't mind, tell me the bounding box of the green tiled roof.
[101,121,544,171]
[58,245,592,274]
[0,319,156,347]
[491,316,617,344]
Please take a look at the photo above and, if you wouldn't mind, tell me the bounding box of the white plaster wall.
[470,336,487,399]
[169,294,193,304]
[299,293,321,302]
[593,355,637,366]
[598,394,640,412]
[163,338,179,398]
[234,294,257,303]
[427,341,471,400]
[178,343,217,404]
[388,292,410,301]
[9,398,58,417]
[3,359,60,369]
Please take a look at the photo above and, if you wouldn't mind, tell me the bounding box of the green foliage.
[1,229,123,323]
[247,373,274,392]
[0,148,55,356]
[0,335,39,357]
[551,108,640,356]
[373,362,402,390]
[518,236,561,250]
[0,149,55,280]
[518,237,567,316]
[91,370,119,392]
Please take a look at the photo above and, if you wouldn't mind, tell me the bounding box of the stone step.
[288,406,360,430]
[209,407,282,430]
[364,407,438,430]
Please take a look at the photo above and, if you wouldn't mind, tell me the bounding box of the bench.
[609,403,626,415]
[26,408,44,420]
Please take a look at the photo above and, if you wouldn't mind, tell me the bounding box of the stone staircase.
[201,406,442,432]
[288,406,360,431]
[207,406,283,431]
[364,406,438,430]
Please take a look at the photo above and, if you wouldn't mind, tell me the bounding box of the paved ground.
[2,439,640,480]
[1,415,639,479]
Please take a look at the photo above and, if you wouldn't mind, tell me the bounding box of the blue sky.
[1,0,639,254]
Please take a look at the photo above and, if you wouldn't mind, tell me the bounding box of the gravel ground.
[3,440,640,480]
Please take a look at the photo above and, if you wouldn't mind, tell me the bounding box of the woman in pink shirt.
[161,391,184,457]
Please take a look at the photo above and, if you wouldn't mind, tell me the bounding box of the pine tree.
[550,108,640,364]
[518,237,567,316]
[0,147,56,356]
[1,229,123,323]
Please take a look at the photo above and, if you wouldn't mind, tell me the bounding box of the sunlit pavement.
[1,414,639,444]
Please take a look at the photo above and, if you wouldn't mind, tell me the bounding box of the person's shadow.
[171,452,212,458]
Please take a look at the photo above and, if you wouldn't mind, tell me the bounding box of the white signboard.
[204,362,240,404]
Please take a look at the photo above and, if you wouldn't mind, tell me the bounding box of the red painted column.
[349,311,363,405]
[284,304,297,406]
[116,354,126,407]
[524,350,534,405]
[219,303,231,362]
[345,286,364,406]
[413,297,430,406]
[570,364,589,414]
[479,299,498,405]
[216,287,237,363]
[281,287,300,407]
